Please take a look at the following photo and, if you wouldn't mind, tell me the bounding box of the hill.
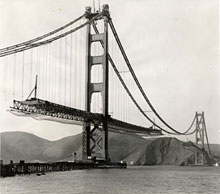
[0,131,218,165]
[0,131,50,162]
[0,131,82,163]
[205,144,220,164]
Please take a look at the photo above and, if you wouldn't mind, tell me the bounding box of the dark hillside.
[0,131,216,165]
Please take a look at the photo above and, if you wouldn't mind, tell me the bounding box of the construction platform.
[0,160,127,177]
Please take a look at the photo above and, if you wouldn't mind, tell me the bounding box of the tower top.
[85,4,110,19]
[102,4,109,12]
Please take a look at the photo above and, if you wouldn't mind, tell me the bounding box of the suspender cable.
[52,42,58,101]
[47,44,50,99]
[0,14,85,53]
[49,42,51,100]
[64,35,67,105]
[30,49,33,92]
[116,49,119,119]
[74,30,78,108]
[41,46,44,98]
[22,52,25,99]
[48,44,50,99]
[59,35,62,103]
[43,46,45,98]
[3,57,7,100]
[51,42,54,102]
[70,26,73,107]
[38,47,41,97]
[79,26,83,110]
[37,47,39,77]
[13,53,16,95]
[45,45,48,98]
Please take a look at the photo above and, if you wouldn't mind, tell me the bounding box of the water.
[1,166,220,194]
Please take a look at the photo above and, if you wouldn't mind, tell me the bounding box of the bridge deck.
[10,98,162,136]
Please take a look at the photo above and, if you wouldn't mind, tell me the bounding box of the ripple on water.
[1,166,220,194]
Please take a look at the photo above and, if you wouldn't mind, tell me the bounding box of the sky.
[0,0,219,143]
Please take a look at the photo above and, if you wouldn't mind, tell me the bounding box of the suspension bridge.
[0,5,212,165]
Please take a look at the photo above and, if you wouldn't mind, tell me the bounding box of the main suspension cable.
[0,13,103,57]
[0,14,85,53]
[109,19,196,135]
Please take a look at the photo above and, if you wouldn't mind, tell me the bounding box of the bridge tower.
[194,111,211,165]
[82,5,110,162]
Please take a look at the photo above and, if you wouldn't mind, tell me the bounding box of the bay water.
[1,166,220,194]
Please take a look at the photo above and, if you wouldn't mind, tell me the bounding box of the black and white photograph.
[0,0,219,193]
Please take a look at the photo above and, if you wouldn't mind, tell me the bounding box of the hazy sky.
[0,0,219,143]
